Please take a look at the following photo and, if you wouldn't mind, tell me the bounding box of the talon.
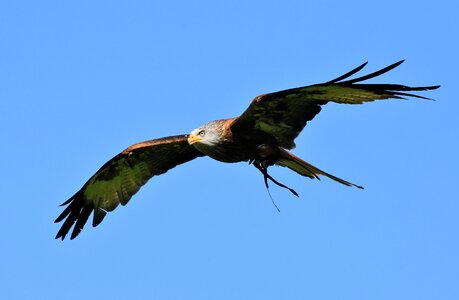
[253,162,299,197]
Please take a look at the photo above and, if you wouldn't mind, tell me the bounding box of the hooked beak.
[187,133,202,145]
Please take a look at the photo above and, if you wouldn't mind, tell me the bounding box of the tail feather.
[277,150,363,189]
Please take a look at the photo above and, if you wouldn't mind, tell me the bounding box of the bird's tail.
[276,150,364,189]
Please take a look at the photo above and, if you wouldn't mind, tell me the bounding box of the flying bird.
[55,60,439,240]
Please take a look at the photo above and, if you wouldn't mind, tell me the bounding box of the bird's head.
[188,120,225,146]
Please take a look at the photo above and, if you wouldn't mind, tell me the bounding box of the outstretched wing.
[55,135,205,240]
[231,60,439,149]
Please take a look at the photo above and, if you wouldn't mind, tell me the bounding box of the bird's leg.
[253,162,281,212]
[253,162,299,197]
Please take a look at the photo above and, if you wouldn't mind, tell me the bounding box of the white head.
[187,120,224,146]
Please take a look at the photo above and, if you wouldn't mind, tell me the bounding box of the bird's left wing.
[55,134,205,240]
[231,60,439,149]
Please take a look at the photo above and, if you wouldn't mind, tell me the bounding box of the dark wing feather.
[55,135,205,240]
[231,60,439,149]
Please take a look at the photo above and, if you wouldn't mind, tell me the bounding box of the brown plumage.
[55,60,439,240]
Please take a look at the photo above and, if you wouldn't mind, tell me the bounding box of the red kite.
[55,60,439,240]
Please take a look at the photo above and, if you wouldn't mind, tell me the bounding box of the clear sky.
[1,1,457,299]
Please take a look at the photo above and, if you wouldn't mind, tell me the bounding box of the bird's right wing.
[55,134,205,240]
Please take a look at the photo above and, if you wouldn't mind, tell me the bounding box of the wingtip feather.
[342,60,406,84]
[324,61,369,84]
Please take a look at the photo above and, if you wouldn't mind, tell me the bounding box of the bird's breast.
[193,141,251,163]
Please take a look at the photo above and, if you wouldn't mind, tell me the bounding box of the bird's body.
[189,118,279,163]
[55,60,439,240]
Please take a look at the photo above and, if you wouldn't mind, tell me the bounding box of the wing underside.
[231,60,439,149]
[55,135,205,240]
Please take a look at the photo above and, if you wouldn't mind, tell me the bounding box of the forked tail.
[276,150,364,189]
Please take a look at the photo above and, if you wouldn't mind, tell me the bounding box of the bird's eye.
[198,130,205,137]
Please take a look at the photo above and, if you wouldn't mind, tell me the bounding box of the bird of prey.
[55,60,439,240]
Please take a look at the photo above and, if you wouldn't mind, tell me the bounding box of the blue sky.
[1,0,458,299]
